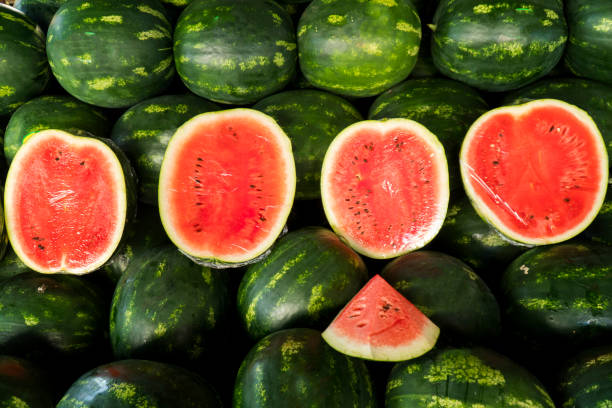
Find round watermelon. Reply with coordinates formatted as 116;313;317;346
558;345;612;408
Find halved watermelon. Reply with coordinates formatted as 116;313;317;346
322;274;439;362
321;119;449;259
460;99;608;245
4;129;131;274
158;108;296;267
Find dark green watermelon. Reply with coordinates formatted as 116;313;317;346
174;0;297;104
13;0;67;31
565;1;612;85
57;359;222;408
253;90;362;200
233;328;376;407
558;345;612;408
0;248;31;282
298;0;421;97
0;355;53;408
110;94;218;205
503;77;612;165
431;0;567;92
237;227;368;340
0;4;49;116
582;184;612;246
46;0;175;108
4;94;110;163
502;242;612;348
110;244;231;365
368;78;487;191
386;347;555;407
381;250;501;343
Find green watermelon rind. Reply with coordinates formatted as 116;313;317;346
459;99;609;246
320;118;450;259
4;129;129;274
158;108;296;267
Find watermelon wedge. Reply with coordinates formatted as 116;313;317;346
158;108;296;267
4;130;133;274
321;119;449;259
322;274;439;362
460;99;608;245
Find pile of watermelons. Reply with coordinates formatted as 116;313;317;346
1;0;612;406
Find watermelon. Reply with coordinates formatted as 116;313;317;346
57;359;222;408
565;1;612;85
501;242;612;348
381;250;501;343
46;0;174;108
503;77;612;165
431;0;567;92
110;244;230;365
558;345;612;408
323;274;439;361
4;129;136;274
0;248;31;282
0;356;54;408
432;194;528;276
582;185;612;246
460;99;608;245
110;93;218;205
321;119;449;259
0;4;49;116
369;78;487;191
4;94;110;164
386;347;555;408
0;272;107;364
158;108;296;267
253;90;362;200
233;328;376;408
237;227;368;340
297;0;421;97
174;0;297;105
13;0;66;31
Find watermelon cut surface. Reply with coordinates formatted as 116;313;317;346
460;99;608;245
322;274;439;362
4;130;128;274
321;119;449;259
158;108;295;267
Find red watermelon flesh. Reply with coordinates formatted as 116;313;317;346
322;274;439;362
461;99;608;245
158;108;295;266
4;130;127;274
321;119;449;259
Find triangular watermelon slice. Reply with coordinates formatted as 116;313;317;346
322;274;439;362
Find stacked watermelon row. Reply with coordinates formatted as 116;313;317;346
1;0;612;407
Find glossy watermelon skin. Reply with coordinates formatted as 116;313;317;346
46;0;174;108
503;77;612;166
237;227;368;340
431;0;567;92
0;4;49;116
233;328;376;408
111;94;218;205
369;78;487;191
558;345;612;408
253;90;362;200
13;0;67;31
502;242;612;348
298;0;421;97
57;359;223;408
0;355;54;408
386;347;555;408
565;1;612;85
4;94;110;164
381;250;501;343
110;244;231;365
174;0;297;105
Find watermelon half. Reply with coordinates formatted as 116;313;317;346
460;99;608;245
4;129;130;274
158;108;296;267
321;119;449;259
322;274;439;362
